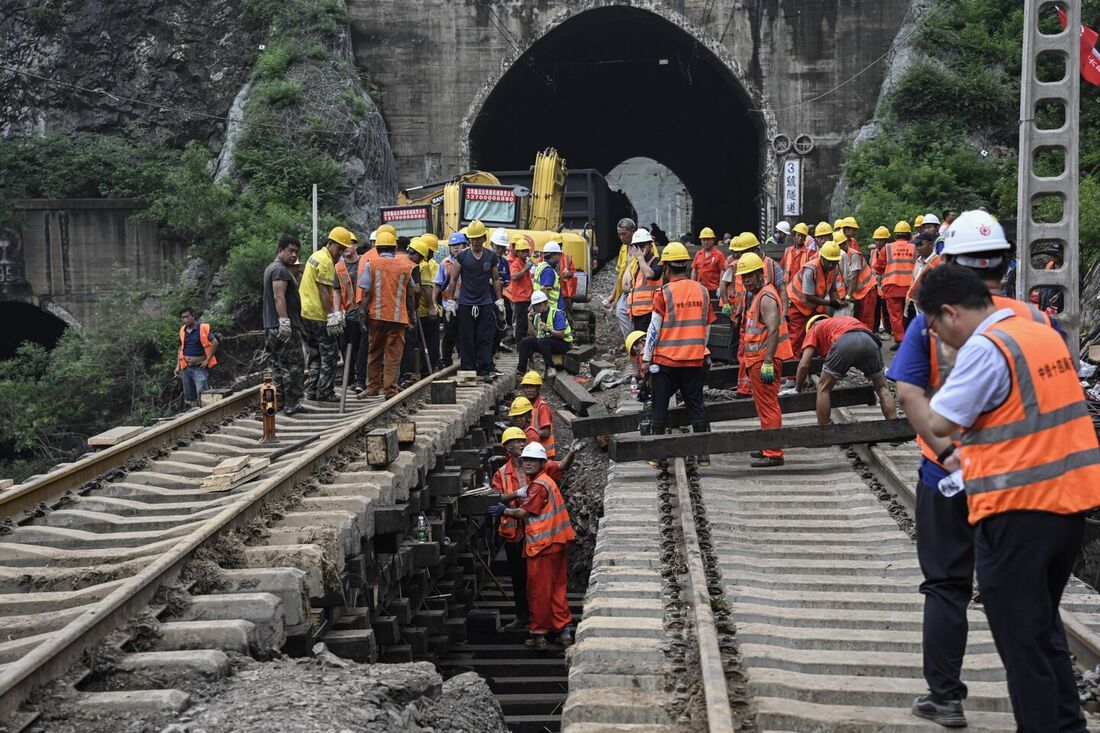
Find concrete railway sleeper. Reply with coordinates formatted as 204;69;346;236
0;361;528;729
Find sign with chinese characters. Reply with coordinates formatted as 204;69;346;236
782;159;801;217
461;185;518;225
381;206;430;238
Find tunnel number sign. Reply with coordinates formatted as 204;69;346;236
782;159;801;217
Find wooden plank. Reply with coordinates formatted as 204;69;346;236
609;418;915;462
211;455;253;475
0;479;13;491
705;359;823;388
552;375;598;416
87;426;144;447
571;386;878;438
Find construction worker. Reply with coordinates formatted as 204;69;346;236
416;235;441;371
491;228;513;356
863;226;891;331
722;232;785;393
921;263;1100;733
519;371;556;459
920;213;940;238
643;242;715;466
906;231;940;311
780;222;811;290
766;220;791;254
400;238;432;381
554;234;578;313
795;315;895;426
737;253;793;467
492;426;533;630
505;234;535;344
434;232;466;368
625;330;649;402
533;241;564;312
176;306;219;409
509;397;541;447
606;217;639;338
839;222;877;330
300;226;352;402
891;209;1060;728
518;291;572;378
333;238;367;393
874;220;915;349
841;216;861;251
690;226;724;299
489;441;575;650
443;220;505;378
627;228;665;332
262;235;304;416
357;230;417;398
787;226;843;355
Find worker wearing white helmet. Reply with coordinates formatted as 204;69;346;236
766;220;791;252
488;440;576;650
626;228;665;332
533;241;564;311
516;289;572;379
920;214;941;237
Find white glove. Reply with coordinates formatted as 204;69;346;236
937;469;965;498
325;310;344;337
516;486;528;498
277;317;292;341
495;298;506;315
443;299;458;317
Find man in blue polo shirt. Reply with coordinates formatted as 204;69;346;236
175;307;219;409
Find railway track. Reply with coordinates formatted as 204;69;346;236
0;364;530;728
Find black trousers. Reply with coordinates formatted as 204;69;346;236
441;312;459;367
649;364;708;433
976;511;1086;733
915;479;973;702
400;324;421;378
504;540;529;621
339;315;367;388
728;318;740;364
518;336;569;373
421;314;440;372
457;304;495;374
513;300;530;343
632;313;652;333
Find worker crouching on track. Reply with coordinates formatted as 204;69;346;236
357;230;417;398
520;371;556;459
738;253;793;468
518;290;572;378
922;263;1100;733
508;396;548;456
625;330;649;402
795;315;895;426
489;442;576;651
643;242;715;467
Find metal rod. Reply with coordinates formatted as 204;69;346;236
339;342;352;414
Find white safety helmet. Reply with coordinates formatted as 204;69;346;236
369;229;378;242
530;290;549;306
941;209;1009;260
774;221;791;235
491;227;511;247
922;213;941;226
631;228;653;245
521;442;548;461
542;242;562;254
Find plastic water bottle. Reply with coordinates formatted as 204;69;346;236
415;514;431;542
630;376;639;398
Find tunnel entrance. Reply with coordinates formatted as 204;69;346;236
607;157;692;240
468;6;763;236
0;301;68;359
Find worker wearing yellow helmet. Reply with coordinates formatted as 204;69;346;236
519;370;556;458
780;223;812;305
491;424;534;628
409;236;441;369
356;229;419;398
299;226;354;402
624;330;650;402
691;226;723;297
873;220;917;350
837;217;876;330
442;219;507;377
504;234;536;345
786;234;844;356
644;241;716;467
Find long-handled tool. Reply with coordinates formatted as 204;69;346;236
415;310;434;375
339;342;352;414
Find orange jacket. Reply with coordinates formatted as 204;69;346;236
959;315;1100;524
628;258;663;317
334;257;363;311
504;254;533;303
787;256;839;316
491;460;525;542
728;255;783;320
560;253;578;299
363;255;416;325
878;239;915;294
531;396;556;459
653;278;714;367
742;284;793;366
178;322;217;370
848;248;876;300
523;473;575;557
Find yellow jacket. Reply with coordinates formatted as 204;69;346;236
611;243;660;301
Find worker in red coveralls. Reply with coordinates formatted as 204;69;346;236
489;442;575;651
518;371;556;458
690;226;724;301
491;427;533;630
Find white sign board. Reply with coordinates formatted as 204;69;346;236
782;159;801;217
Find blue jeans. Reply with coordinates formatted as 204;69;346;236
181;366;208;403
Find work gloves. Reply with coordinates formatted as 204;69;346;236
760;361;776;384
325;310;345;337
515;486;528;498
487;503;507;517
495;298;506;315
443;299;458;321
277;317;292;341
720;304;732;317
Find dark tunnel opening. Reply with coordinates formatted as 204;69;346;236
0;301;68;360
469;6;763;236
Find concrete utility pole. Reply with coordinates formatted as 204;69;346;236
1016;0;1080;359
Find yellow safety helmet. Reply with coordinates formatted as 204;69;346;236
728;233;743;250
814;221;834;237
327;226;354;248
408;238;430;259
807;314;829;330
793;222;810;236
914;215;925;229
377;224;397;236
894;220;913;235
625;330;646;353
832;230;847;245
660;241;691;263
508;396;533;416
501;427;527;445
736;252;765;276
842;216;860;229
420;233;439;252
513;234;532;251
818;242;843;261
466;219;488;239
833;218;845;231
520;370;543;387
733;232;760;252
698;226;716;240
873;226;891;240
375;230;398;247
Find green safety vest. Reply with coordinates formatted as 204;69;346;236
536;306;573;343
533;261;561;308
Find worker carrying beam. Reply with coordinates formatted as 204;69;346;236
737;253;793;468
489;442;576;651
643;241;715;467
794;314;895;426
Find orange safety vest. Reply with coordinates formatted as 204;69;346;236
560;252;577;299
628;258;663;317
907;253;941;304
848;249;876;300
531;396;556;459
366;255;416;325
780;245;806;290
178;322;217;370
881;239;916;289
653;278;711;366
334;257;363;311
491;460;525;542
787;256;839;316
523;473;575;558
728;255;783;321
959;316;1100;524
742;284;794;366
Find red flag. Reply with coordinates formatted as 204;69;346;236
1057;7;1100;86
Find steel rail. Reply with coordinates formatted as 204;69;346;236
0;388;256;519
0;365;457;721
672;457;735;733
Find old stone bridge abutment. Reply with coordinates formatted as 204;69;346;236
349;0;911;234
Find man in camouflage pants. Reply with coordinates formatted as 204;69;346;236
262;235;306;414
299;228;353;402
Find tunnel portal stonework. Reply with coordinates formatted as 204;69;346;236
349;0;911;231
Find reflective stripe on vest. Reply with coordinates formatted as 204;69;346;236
742;284;794;365
850;251;876;300
524;474;576;557
654;279;710;362
368;255;414;325
335;258;363;310
959;318;1100;523
731;256;783;317
178;322;217;370
532;397;556;459
494;462;525;542
629;261;662;316
533;261;561;308
882;240;916;288
787;256;834;316
536;306;573;343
